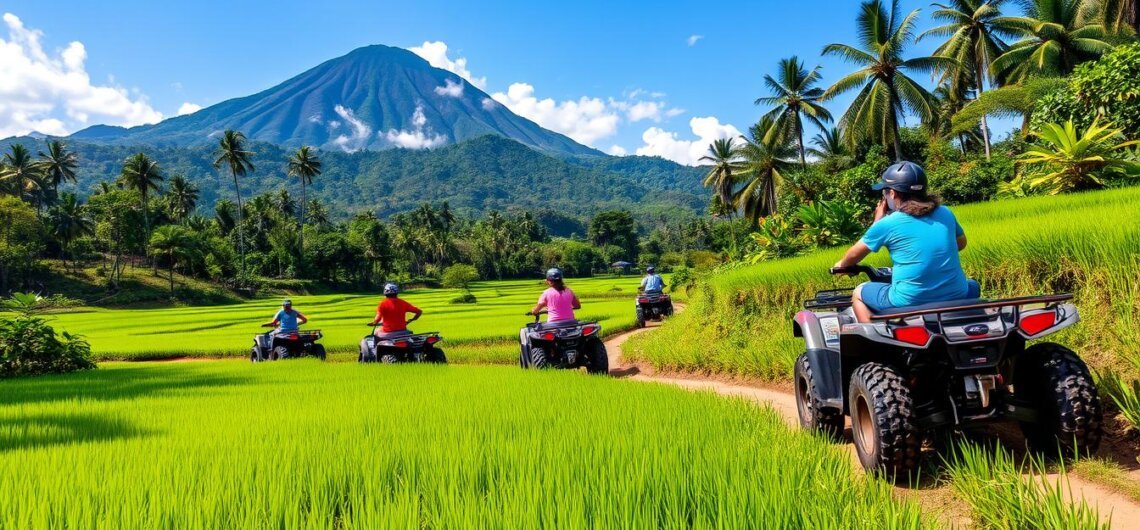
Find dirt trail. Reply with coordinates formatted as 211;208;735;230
604;320;1140;530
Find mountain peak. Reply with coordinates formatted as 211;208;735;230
67;44;599;156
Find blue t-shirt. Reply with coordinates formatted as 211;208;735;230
642;274;665;293
274;309;300;333
860;206;969;307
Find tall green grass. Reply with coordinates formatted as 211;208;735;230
627;187;1140;384
0;362;928;528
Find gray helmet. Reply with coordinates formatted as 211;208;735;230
383;283;399;296
646;266;656;273
545;268;564;281
873;161;927;193
282;299;292;307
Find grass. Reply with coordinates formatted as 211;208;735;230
0;361;929;528
626;186;1140;385
42;275;662;362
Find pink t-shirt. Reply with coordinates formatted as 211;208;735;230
539;287;577;322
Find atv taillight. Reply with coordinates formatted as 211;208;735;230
582;325;600;336
1019;311;1056;336
541;332;556;341
394;340;409;348
426;336;441;345
893;326;930;346
637;297;649;303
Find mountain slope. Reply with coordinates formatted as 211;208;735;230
70;45;598;156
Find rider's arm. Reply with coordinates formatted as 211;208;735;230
529;293;548;316
368;305;383;326
407;302;423;323
262;311;281;327
957;235;968;251
834;241;872;269
296;312;308;325
571;294;582;310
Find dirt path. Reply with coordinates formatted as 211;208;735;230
604;320;1140;530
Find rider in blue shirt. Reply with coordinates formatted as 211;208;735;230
834;162;978;323
262;299;308;334
639;266;666;294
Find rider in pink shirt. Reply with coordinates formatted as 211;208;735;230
528;268;581;323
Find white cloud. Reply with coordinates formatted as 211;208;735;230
331;104;372;152
481;97;497;111
607;145;628;156
383;104;447;149
635;116;742;166
408;41;487;90
0;12;162;137
687;35;704;46
176;102;202;116
492;82;621;146
434;78;463;98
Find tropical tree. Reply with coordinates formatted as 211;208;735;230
950;76;1068;133
807;127;856;169
165;175;199;223
0;144;46;206
213;130;255;276
921;0;1019;159
1096;0;1139;35
822;0;955;160
1018;119;1140;193
287;146;321;256
34;140;78;206
754;56;832;168
149;225;201;296
699;138;747;217
49;192;94;270
991;0;1113;83
117;152;164;242
735;119;796;224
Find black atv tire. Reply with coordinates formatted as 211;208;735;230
794;353;844;441
272;346;289;361
1017;343;1102;458
635;307;646;328
587;341;609;375
529;347;549;369
380;354;399;364
310;344;327;360
665;303;674;317
250;347;260;362
848;363;920;481
427;347;447;364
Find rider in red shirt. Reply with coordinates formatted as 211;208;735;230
368;283;422;336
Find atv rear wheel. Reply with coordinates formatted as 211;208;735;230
380;354;398;364
635;307;646;328
586;341;609;375
311;344;327;361
271;346;289;361
529;347;549;369
427;347;447;364
848;363;920;481
794;353;844;441
1017;343;1102;458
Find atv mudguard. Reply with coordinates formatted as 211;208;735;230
794;311;844;407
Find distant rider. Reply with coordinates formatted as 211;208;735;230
639;266;666;294
262;299;308;335
834;161;978;323
368;283;422;338
527;268;581;325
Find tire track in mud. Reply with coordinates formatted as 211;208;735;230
603;316;1138;530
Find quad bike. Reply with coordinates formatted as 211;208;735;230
251;328;326;362
635;291;674;328
359;326;446;364
793;265;1101;480
519;312;609;374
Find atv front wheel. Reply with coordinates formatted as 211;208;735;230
427;347;447;364
1017;343;1102;458
848;363;920;481
250;347;260;362
587;342;609;375
794;353;844;441
635;307;646;328
529;347;549;369
311;344;327;361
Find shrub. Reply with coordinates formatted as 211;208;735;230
929;153;1014;204
795;201;863;248
449;293;478;304
0;293;95;378
669;266;697;294
1033;43;1140;139
441;264;480;290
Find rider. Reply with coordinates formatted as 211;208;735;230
833;161;979;323
527;268;581;325
639;266;666;294
368;283;422;338
262;299;308;334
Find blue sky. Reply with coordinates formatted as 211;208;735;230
0;0;1018;163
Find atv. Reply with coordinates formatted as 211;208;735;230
793;265;1101;479
359;327;447;364
251;329;326;362
635;291;674;328
519;313;609;374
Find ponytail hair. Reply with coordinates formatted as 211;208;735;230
897;190;941;217
550;278;566;292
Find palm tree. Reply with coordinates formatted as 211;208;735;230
213;130;255;276
287;146;321;256
49;192;94;270
117;152;164;242
736;119;797;224
1097;0;1139;35
1018;119;1140;193
991;0;1113;83
34;140;78;206
0;144;46;206
165;175;199;223
149;225;201;296
921;0;1019;159
754;56;833;168
822;0;956;160
807;127;855;169
306;199;329;227
699;138;747;216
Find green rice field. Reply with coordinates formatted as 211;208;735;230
45;276;656;362
0;361;926;529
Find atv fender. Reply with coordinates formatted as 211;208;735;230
804;348;844;408
794;310;829;350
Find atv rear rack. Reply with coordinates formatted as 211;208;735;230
870;294;1073;321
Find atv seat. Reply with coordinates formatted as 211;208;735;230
872;298;988;322
536;320;580;330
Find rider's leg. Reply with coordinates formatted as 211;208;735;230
852;284;873;323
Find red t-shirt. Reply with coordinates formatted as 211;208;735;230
377;297;420;333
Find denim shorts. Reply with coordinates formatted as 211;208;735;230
860;279;980;313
